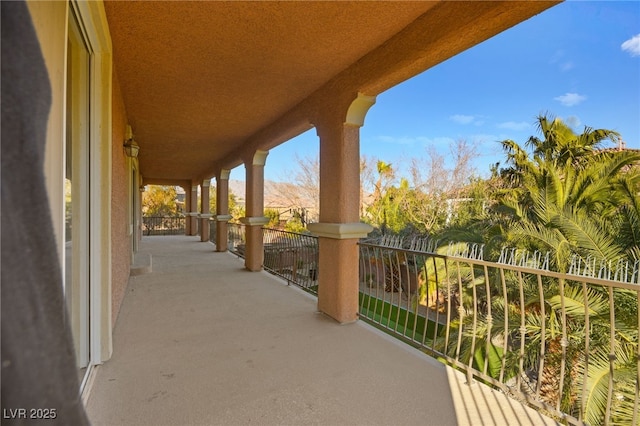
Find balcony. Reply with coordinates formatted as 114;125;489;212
85;235;557;425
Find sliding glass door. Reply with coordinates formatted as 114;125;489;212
65;8;91;387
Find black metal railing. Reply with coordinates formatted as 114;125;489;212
263;228;318;294
358;238;640;426
142;216;185;236
227;223;246;257
225;224;319;294
215;224;640;423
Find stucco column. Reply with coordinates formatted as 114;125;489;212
240;150;269;271
308;93;375;323
192;183;200;236
215;169;231;252
186;183;198;236
184;185;192;235
199;179;212;242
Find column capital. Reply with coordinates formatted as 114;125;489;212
217;169;231;180
199;213;213;219
214;214;232;222
245;150;269;167
314;92;376;134
345;93;376;127
239;216;269;226
307;222;373;239
202;179;210;187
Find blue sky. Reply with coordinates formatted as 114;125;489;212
257;1;640;182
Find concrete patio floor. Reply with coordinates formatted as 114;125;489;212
86;235;558;426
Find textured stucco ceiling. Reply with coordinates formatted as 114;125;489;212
104;1;558;184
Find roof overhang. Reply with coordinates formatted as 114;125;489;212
104;1;559;184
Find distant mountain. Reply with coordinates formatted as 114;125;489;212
227;179;246;202
220;179;317;211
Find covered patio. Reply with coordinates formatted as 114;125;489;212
86;236;557;426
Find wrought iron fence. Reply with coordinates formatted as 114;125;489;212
227;223;246;257
226;224;319;294
142;216;185;235
263;228;318;294
358;238;640;426
209;218;217;243
217;225;640;423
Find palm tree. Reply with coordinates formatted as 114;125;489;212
497;115;639;424
499;115;639;267
508;150;640;271
434;115;639;424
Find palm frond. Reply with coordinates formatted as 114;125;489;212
546;284;609;319
550;208;622;262
510;220;572;271
577;343;638;426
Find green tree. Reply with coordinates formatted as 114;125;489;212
142;185;179;217
375;178;416;234
365;140;482;237
500;115;639;270
264;208;281;228
209;185;216;214
365;160;398;232
431;115;638;425
229;191;244;223
284;217;306;233
208;185;243;222
482;115;639;424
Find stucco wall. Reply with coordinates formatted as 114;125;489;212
111;70;130;326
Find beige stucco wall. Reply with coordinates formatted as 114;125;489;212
111;70;131;327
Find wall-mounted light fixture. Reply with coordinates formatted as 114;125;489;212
123;125;139;158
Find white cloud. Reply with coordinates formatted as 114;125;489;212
554;92;587;107
449;114;476;125
497;121;531;131
621;34;640;57
449;114;487;126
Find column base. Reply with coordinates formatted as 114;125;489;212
215;220;228;252
316;237;361;323
309;222;373;324
240;216;269;271
199;215;211;242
